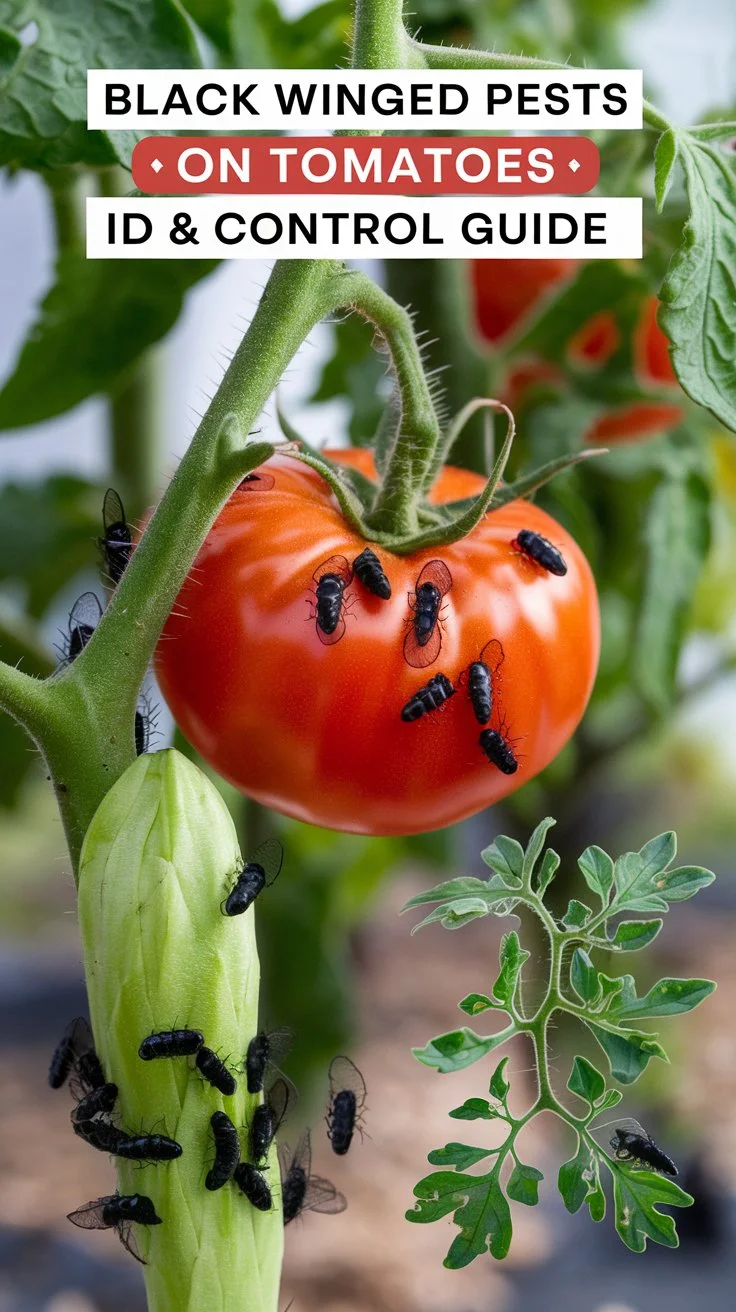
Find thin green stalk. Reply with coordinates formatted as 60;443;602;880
109;350;163;517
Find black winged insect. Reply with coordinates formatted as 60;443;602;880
49;1017;89;1090
250;1077;293;1166
464;639;505;726
138;1029;204;1061
58;593;102;666
513;528;567;577
206;1111;241;1191
326;1056;366;1156
195;1046;237;1096
73;1119;182;1162
404;560;452;669
478;727;518;775
100;488;133;585
311;555;353;645
67;1193;161;1263
280;1130;347;1225
245;1027;293;1095
609;1122;678;1177
71;1081;118;1125
222;838;284;917
49;1017;105;1094
234;1162;272;1211
352;547;391;600
238;471;275;492
400;672;455;723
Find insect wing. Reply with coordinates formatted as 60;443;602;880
102;489;128;536
267;1076;295;1136
67;1197;116;1230
328;1056;366;1110
248;838;284;890
312;554;353;587
478;638;505;673
117;1220;145;1264
280;1129;312;1182
415;559;452;598
403;621;442;670
301;1176;347;1217
67;593;102;657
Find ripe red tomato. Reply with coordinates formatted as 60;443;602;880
156;451;600;835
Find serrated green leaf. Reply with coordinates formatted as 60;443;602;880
521;816;556;881
611;1162;692;1252
568;1055;606;1107
488;1056;510;1102
0;0;199;170
587;1022;668;1085
578;845;614;905
491;931;530;1008
507;1161;543;1206
597;1088;624;1113
659;135;736;432
654;129;679;212
0;251;216;429
459;993;494;1016
427;1142;496;1170
536;847;560;897
413;1027;512;1074
587;1175;607;1222
410;897;491;935
610;832;715;915
402;876;505;911
611;976;715;1020
610;919;663;951
480;835;524;887
449;1098;499;1121
407;1168;513;1266
562;899;592;929
634;471;712;711
570;949;599;1004
558;1137;595;1214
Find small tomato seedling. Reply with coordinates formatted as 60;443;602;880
403;817;716;1264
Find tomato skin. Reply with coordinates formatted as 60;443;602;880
156;451;600;836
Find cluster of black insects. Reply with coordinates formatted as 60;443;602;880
50;839;367;1262
311;530;568;775
56;489;157;754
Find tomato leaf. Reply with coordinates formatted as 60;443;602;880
633;469;712;711
506;1161;543;1206
577;845;614;905
402;876;507;910
610;831;715;915
480;835;524;887
448;1098;499;1121
558;1137;595;1215
654;129;679;212
427;1142;497;1170
609;974;716;1020
536;847;560;897
610;919;663;951
488;1056;510;1102
586;1022;668;1085
413;1027;512;1074
570;948;599;1004
458;993;494;1016
567;1055;606;1107
491;931;530;1008
561;899;592;929
0;0;199;170
659;134;736;432
521;815;556;881
0;250;216;429
409;897;492;935
407;1168;513;1266
611;1162;692;1252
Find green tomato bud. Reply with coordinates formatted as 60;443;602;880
78;749;283;1312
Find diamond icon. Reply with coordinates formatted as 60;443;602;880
569;159;581;173
151;159;164;174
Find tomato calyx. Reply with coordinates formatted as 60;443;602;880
276;396;604;556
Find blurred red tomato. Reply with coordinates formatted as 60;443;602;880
471;259;578;344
